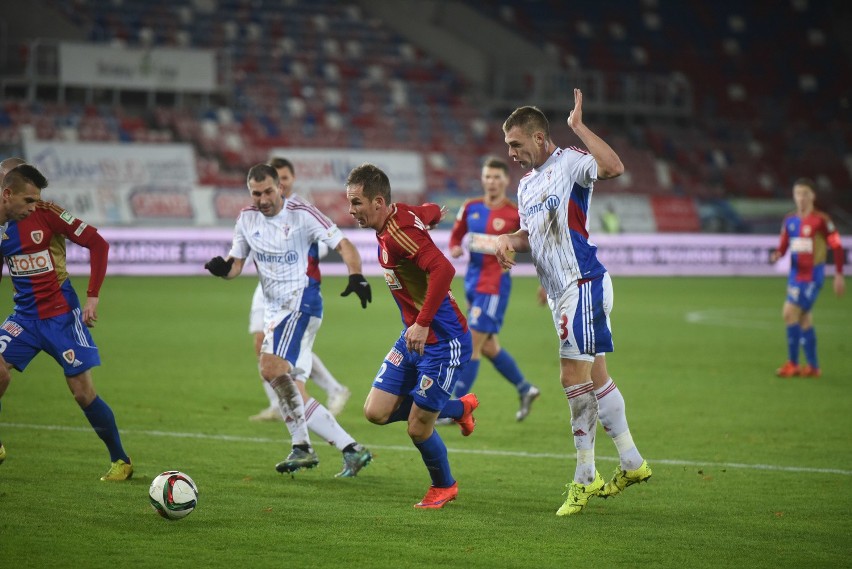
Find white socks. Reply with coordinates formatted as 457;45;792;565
304;398;356;451
565;381;598;484
269;374;311;447
595;378;643;471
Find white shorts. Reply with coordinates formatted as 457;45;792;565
548;272;614;362
248;283;264;334
261;308;321;382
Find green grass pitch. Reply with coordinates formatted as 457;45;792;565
0;275;850;568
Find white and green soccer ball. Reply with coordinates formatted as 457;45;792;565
149;471;198;520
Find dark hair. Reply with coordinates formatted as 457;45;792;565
346;163;391;202
793;177;816;192
502;105;550;138
268;157;295;176
482;156;509;175
247;163;278;185
3;164;48;191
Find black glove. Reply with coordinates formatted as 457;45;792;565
341;273;372;308
205;256;234;277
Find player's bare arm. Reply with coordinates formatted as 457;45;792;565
567;88;624;180
82;296;99;328
495;230;530;269
834;274;845;297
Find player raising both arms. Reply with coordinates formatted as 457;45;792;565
770;177;845;378
346;163;477;509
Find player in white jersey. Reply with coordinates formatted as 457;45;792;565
206;163;373;478
248;157;350;421
495;89;651;516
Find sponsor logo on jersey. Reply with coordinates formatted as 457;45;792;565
6;249;54;276
30;230;43;244
416;375;434;397
468;232;498;254
254;251;299;264
60;211;76;224
386;347;404;366
1;320;23;337
62;349;76;364
383;267;402;290
73;222;88;237
525;195;561;217
790;237;813;253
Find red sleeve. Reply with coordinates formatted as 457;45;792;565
448;202;469;249
412;240;455;328
408;203;443;228
44;206;109;297
824;219;844;275
776;219;789;256
81;232;109;297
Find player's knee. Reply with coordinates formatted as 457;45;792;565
363;405;389;425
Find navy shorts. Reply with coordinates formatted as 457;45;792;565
371;331;472;413
0;308;100;376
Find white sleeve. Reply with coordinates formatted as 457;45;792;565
301;205;345;251
227;213;251;259
517;185;529;232
567;151;598;188
317;241;330;259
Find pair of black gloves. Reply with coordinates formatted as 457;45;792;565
204;256;372;308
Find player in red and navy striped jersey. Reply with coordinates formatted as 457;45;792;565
346;163;475;509
0;159;132;480
770;178;845;378
448;156;540;421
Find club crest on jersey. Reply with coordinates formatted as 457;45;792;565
30;230;43;244
492;218;505;231
802;225;811;236
416;375;434;397
280;224;291;237
381;248;389;264
62;349;76;364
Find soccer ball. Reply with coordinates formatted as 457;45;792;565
149;470;198;520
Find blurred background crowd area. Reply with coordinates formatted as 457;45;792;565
1;0;850;233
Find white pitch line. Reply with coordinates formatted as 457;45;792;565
2;421;850;476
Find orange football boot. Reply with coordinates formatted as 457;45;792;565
799;364;821;378
775;361;800;378
414;482;458;509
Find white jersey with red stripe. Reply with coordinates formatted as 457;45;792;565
517;146;606;301
229;196;344;319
